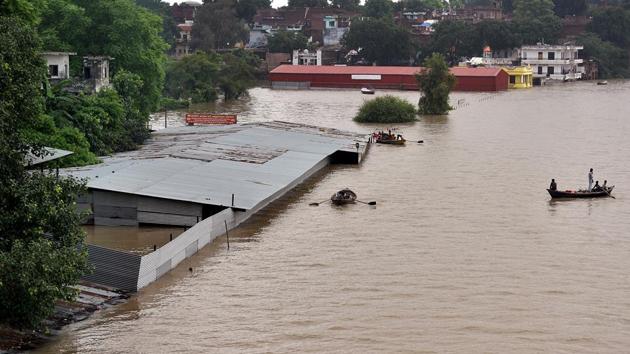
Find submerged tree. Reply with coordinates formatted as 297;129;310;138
354;95;417;123
416;53;456;115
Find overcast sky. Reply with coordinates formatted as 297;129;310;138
162;0;291;8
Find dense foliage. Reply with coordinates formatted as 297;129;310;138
267;30;309;53
417;53;456;115
0;15;89;329
577;33;630;78
165;50;261;103
192;0;248;51
342;18;413;65
354;95;417;123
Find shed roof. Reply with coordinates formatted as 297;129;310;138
449;67;506;77
62;122;366;211
27;147;73;166
270;65;423;75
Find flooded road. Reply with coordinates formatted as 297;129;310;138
39;82;630;353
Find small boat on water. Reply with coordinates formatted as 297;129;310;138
331;189;357;205
373;131;406;145
361;87;375;94
547;186;614;198
597;80;608;85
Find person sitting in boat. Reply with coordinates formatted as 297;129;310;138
396;134;403;140
549;179;557;191
592;181;602;192
602;180;608;190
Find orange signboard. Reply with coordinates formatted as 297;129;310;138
185;113;237;125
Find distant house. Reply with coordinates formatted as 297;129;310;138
171;1;201;23
521;44;584;84
174;20;193;59
252;7;358;46
83;56;112;93
42;52;76;82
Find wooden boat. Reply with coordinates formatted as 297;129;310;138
331;189;357;205
376;137;406;145
597;80;608;85
361;87;375;94
547;186;614;198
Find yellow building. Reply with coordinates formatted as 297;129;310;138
504;66;533;89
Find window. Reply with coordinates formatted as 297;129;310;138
328;20;335;27
509;75;516;84
183;34;188;41
48;65;59;77
84;66;91;79
548;52;555;60
538;52;543;60
523;51;527;59
548;66;554;75
537;66;543;74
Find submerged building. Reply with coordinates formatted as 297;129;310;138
521;44;584;84
269;65;509;92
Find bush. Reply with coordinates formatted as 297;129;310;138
353;95;417;123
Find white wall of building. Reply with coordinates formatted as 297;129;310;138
43;52;74;79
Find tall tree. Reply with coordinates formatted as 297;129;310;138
267;30;308;53
512;0;561;44
236;0;271;23
363;0;394;18
588;6;630;48
417;53;456;115
192;0;248;51
552;0;587;17
577;33;630;78
429;20;480;64
342;18;412;64
331;0;360;10
0;15;90;329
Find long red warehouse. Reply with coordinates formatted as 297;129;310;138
268;65;509;92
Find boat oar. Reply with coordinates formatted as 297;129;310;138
602;187;616;199
309;199;330;206
356;200;376;206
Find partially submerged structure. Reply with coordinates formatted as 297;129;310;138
62;122;369;291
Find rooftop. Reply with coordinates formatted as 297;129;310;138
271;65;507;77
62;122;367;211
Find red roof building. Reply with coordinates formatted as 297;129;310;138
269;65;509;92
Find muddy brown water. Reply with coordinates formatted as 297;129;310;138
36;82;630;353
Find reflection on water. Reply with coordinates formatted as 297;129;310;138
41;81;630;353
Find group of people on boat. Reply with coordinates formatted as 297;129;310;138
549;168;609;192
373;130;404;142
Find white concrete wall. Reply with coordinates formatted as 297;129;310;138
44;54;71;79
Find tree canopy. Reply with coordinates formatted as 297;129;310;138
588;6;630;48
417;53;455;115
342;18;412;65
354;95;417;123
0;15;90;329
363;0;394;18
267;30;308;53
192;0;248;51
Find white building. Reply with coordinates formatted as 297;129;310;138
520;44;584;83
174;20;193;59
42;52;76;81
292;49;321;66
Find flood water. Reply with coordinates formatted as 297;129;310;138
37;82;630;353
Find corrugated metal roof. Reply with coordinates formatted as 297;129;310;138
270;65;423;76
62;122;367;211
27;147;73;166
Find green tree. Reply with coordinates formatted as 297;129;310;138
192;0;248;50
135;0;179;52
164;52;222;102
331;0;360;10
0;0;46;25
428;20;480;64
395;0;444;11
588;7;630;48
512;0;561;44
69;0;169;115
218;50;261;100
417;53;456;115
0;16;89;329
476;20;520;51
577;32;630;78
267;30;308;53
342;18;412;65
553;0;587;17
363;0;394;18
354;95;417;123
236;0;271;23
38;0;90;52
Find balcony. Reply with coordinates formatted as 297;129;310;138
522;58;584;65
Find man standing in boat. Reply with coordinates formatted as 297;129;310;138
549;179;557;191
588;168;594;191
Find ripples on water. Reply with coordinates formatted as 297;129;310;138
39;82;630;353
